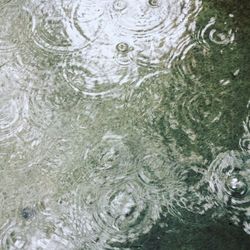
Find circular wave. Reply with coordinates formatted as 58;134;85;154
0;65;57;166
137;153;168;188
208;151;250;210
73;178;161;248
175;89;223;129
83;133;135;176
108;0;202;67
0;214;75;250
240;115;250;152
0;2;31;52
0;220;28;249
240;136;250;153
0;92;28;143
195;17;235;48
26;0;106;53
58;42;138;98
27;87;55;130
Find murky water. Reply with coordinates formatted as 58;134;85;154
0;0;250;249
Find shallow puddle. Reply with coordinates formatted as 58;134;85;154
0;0;250;249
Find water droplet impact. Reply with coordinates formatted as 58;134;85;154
109;0;202;67
25;0;106;53
208;150;250;208
226;175;248;198
58;44;138;98
112;0;128;12
116;42;129;53
196;17;236;48
0;221;28;249
148;0;161;7
74;179;161;247
21;207;36;220
240;137;250;152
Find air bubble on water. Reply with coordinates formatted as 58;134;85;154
112;0;128;12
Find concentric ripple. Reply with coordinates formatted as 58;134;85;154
196;17;235;48
109;0;202;67
0;92;28;144
26;0;106;53
0;65;56;165
0;213;75;250
58;41;138;97
72;179;161;248
207;151;250;226
84;133;135;176
137;153;168;188
176;88;223;128
26;86;56;130
0;220;29;249
0;2;31;52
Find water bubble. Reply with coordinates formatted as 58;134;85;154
112;0;128;12
148;0;161;7
109;0;202;68
226;175;248;198
196;17;235;48
116;42;129;53
58;42;137;98
239;136;250;152
20;207;36;220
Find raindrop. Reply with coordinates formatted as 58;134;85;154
58;43;138;98
239;136;250;152
116;42;129;53
196;17;235;47
226;175;248;198
20;207;36;220
208;151;250;208
112;0;128;12
148;0;161;7
109;0;202;68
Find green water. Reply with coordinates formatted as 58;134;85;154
0;0;250;249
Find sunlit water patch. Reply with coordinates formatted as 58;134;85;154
19;0;202;98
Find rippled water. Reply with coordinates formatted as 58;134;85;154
0;0;250;249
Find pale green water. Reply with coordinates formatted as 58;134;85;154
0;0;250;249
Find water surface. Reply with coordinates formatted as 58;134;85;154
0;0;250;249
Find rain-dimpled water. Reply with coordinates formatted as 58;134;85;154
0;0;250;249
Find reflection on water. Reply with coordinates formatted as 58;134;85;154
0;0;250;249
